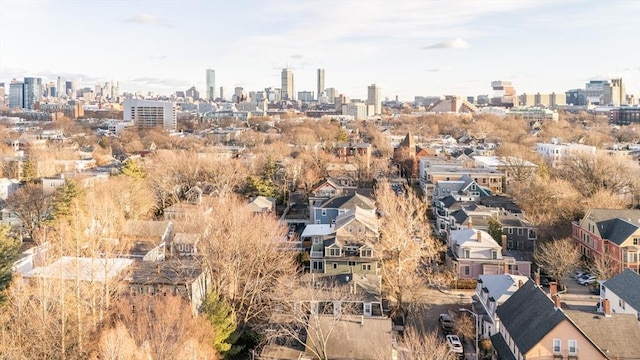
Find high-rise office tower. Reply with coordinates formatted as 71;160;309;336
9;80;24;109
123;98;177;130
219;86;227;101
281;68;294;101
603;78;625;106
367;83;381;115
317;68;325;101
23;77;42;110
206;69;216;101
490;81;517;107
57;76;65;97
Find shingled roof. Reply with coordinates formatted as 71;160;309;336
496;281;566;355
565;310;640;359
603;269;640;311
320;192;376;211
596;218;639;245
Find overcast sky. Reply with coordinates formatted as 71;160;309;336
1;0;639;100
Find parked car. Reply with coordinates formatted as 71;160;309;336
446;334;464;354
578;275;597;286
571;270;586;279
439;314;454;334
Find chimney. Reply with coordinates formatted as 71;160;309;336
468;218;473;229
518;280;523;288
603;298;611;317
535;272;540;287
554;294;561;310
477;231;482;242
501;235;507;255
503;261;509;274
550;282;557;297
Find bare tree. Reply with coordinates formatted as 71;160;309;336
533;238;581;288
373;179;444;316
585;252;618;282
5;182;54;242
454;312;475;343
559;151;638;198
397;326;457;360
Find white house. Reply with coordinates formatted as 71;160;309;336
599;269;640;320
475;274;530;338
0;178;20;200
535;142;596;168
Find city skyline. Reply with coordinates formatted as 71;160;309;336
1;0;639;100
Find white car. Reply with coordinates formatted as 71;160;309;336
578;275;597;286
446;334;464;354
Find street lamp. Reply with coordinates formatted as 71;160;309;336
459;308;479;360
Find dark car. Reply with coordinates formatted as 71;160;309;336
439;314;454;334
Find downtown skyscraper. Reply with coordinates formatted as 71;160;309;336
317;68;325;101
367;83;381;115
206;69;216;101
281;68;294;101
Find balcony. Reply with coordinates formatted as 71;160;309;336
310;250;324;259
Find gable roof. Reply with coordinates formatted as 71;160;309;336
490;333;517;360
585;208;640;225
565;310;640;359
334;206;379;234
478;274;530;306
603;269;640;311
596;218;639;245
305;316;392;359
450;229;501;249
320;192;376;211
496;281;566;354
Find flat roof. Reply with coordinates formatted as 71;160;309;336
25;256;133;282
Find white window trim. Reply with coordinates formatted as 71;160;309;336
553;339;561;354
568;340;578;355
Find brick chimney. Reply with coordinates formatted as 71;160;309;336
518;280;523;288
468;218;473;229
550;282;557;297
503;261;509;274
501;235;507;255
534;272;540;287
603;298;611;317
554;294;561;310
477;231;482;242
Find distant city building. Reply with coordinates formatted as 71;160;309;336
536;141;596;168
585;80;607;105
57;76;65;97
603;78;625;106
206;69;215;101
565;88;587;106
476;95;490;106
466;96;475;104
265;87;281;103
325;87;337;104
186;86;200;100
367;83;381;115
490;81;517;107
219;86;227;101
281;68;294;101
23;77;42;110
298;91;314;103
9;80;24;109
610;106;640;125
123;98;177;130
342;102;368;120
317;68;325;101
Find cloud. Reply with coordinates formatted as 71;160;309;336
149;55;168;60
290;54;303;59
425;67;453;73
124;14;172;27
422;38;469;50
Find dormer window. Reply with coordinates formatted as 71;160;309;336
464;249;470;258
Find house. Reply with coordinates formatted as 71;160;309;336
0;178;20;200
448;226;531;279
310;192;376;225
598;269;640;320
121;220;174;261
492;281;607;360
572;208;640;273
126;259;211;315
163;202;213;221
334;141;372;169
393;132;434;181
300;224;335;252
309;177;357;199
246;196;276;214
536;142;596;168
309;207;378;276
172;233;200;257
23;256;133;283
564;308;640;360
474;274;530;339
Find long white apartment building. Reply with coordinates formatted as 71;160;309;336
123;98;177;130
536;140;596;168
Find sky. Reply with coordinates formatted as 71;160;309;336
1;0;639;101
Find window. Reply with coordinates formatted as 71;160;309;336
332;263;337;269
362;264;372;271
321;209;327;216
634;238;639;245
329;248;340;257
492;251;498;259
508;228;513;234
553;339;561;354
464;266;470;275
620;299;626;309
464;249;470;258
517;228;523;236
312;261;323;270
568;340;577;355
361;249;373;258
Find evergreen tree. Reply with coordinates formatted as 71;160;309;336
203;292;241;357
21;160;37;183
49;179;82;223
488;216;503;243
121;159;146;179
0;224;19;306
